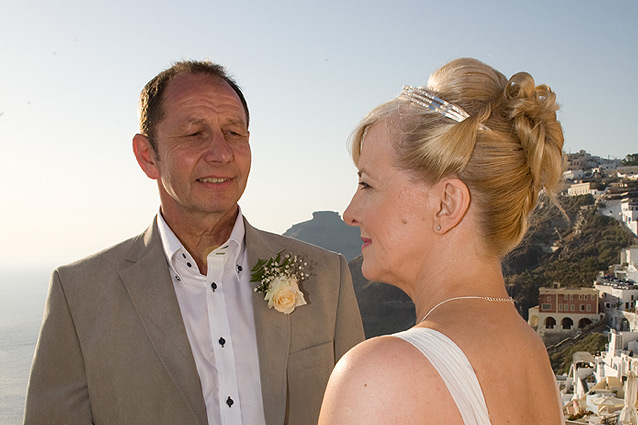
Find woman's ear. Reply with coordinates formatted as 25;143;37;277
433;178;471;233
132;134;160;180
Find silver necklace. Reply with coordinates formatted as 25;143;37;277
419;296;514;324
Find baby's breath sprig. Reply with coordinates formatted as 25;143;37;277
250;252;308;295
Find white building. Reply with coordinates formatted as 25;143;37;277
596;278;638;309
566;182;605;198
621;246;638;283
621;198;638;236
595;254;638;333
590;330;638;387
617;165;638;180
564;169;585;181
567;182;591;196
599;159;622;172
561;330;638;420
591;331;638;389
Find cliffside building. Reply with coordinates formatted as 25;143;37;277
596;278;638;331
595;248;638;331
617;165;638;180
621;246;638;280
566;182;605;198
621;198;638;236
567;182;592;196
528;284;601;339
567;150;599;172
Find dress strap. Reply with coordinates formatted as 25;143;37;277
393;327;492;425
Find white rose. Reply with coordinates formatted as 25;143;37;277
264;275;307;314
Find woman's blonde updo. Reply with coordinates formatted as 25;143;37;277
351;58;564;257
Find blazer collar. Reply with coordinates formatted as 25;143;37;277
245;218;291;425
119;217;208;425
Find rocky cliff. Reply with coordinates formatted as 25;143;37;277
282;211;362;261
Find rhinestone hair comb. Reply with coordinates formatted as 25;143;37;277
399;85;489;130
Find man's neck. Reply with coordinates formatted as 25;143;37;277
160;206;239;273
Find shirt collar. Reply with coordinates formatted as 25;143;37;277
157;207;246;270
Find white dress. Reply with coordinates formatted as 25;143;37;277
393;327;492;425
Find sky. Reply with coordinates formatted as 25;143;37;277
1;0;637;269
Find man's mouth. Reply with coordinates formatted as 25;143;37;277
198;177;230;183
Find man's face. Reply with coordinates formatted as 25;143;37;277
143;73;251;222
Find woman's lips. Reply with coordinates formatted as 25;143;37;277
361;237;372;250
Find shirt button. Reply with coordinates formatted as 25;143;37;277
226;396;234;407
219;337;226;347
237;265;243;272
186;262;192;268
211;282;217;291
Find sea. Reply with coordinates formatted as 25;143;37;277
0;269;50;425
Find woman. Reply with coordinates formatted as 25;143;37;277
319;58;565;424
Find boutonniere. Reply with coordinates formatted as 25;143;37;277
251;252;308;314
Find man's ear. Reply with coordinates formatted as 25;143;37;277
132;134;160;180
434;178;471;233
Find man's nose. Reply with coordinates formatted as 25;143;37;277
202;131;233;163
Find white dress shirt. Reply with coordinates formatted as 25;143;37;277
157;211;266;425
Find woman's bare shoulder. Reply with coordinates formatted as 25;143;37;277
326;335;419;387
319;334;465;425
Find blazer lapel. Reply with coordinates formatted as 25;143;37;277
245;219;290;425
119;219;208;425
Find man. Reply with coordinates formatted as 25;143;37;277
24;60;364;425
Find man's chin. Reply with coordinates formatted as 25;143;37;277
161;200;240;222
198;203;240;218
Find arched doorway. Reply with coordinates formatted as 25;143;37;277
578;318;592;329
562;317;574;330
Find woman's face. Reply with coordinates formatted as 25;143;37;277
343;123;437;287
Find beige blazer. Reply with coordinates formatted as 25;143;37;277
24;217;364;425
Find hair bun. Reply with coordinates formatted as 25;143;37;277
505;72;558;123
505;72;563;195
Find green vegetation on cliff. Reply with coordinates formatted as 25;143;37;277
504;194;637;319
549;333;608;374
622;153;638;166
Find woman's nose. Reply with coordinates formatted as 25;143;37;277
343;196;359;227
